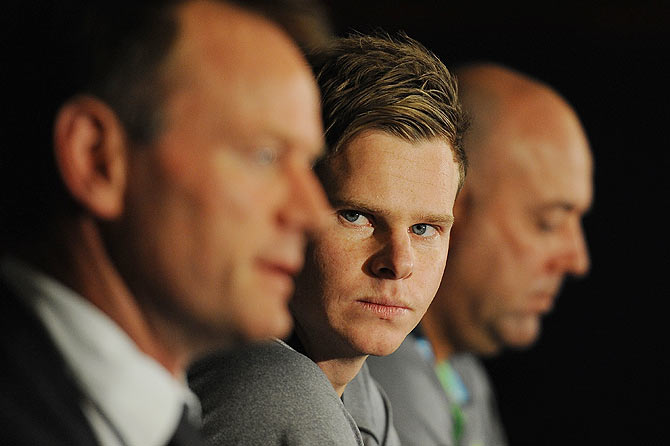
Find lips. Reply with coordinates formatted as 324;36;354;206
357;297;411;320
256;258;303;298
529;291;557;314
258;260;301;277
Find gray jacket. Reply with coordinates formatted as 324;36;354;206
189;339;374;445
367;334;507;446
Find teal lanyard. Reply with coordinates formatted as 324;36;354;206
434;360;469;445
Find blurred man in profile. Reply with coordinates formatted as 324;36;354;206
368;63;593;446
0;1;329;444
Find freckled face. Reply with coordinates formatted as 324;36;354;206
290;130;461;359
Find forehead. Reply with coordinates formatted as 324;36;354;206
163;1;323;149
323;131;460;215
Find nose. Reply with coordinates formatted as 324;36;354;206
571;225;590;276
368;230;414;280
279;161;331;233
554;221;590;277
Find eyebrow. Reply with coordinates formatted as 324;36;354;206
330;198;455;227
539;200;591;214
540;200;592;211
541;202;574;212
272;134;326;166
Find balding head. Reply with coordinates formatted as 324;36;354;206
422;63;593;358
455;63;591;194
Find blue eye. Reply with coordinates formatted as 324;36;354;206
339;210;371;226
411;223;437;237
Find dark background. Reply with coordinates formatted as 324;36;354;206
1;2;666;445
322;1;669;445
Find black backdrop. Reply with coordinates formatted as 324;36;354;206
1;2;666;445
322;2;669;444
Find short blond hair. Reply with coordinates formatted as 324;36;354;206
309;32;468;188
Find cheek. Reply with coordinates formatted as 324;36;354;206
157;159;277;280
312;237;356;288
304;232;371;308
452;226;517;313
203;155;265;215
414;249;448;308
496;213;551;273
167;145;281;222
478;217;536;284
195;168;285;258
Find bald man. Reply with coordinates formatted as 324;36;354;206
367;63;593;446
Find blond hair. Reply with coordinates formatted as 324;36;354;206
309;32;468;188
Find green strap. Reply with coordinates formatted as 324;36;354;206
435;360;467;445
450;403;466;444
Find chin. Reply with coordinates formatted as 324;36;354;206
238;309;294;342
502;329;541;350
497;314;542;349
351;326;406;357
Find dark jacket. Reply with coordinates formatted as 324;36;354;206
0;279;99;445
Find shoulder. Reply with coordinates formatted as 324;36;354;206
343;362;401;446
188;340;363;446
189;339;332;399
450;353;492;393
366;335;453;445
0;279;97;445
451;354;508;445
343;362;384;421
366;334;436;389
189;340;339;413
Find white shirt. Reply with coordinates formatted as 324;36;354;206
1;257;201;446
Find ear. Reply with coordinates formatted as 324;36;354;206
453;184;471;223
53;96;128;219
450;185;471;242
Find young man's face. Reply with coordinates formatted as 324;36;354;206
290;130;460;359
106;2;329;348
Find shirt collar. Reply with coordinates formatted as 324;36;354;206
1;256;201;446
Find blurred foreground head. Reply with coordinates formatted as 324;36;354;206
423;63;593;358
2;0;331;370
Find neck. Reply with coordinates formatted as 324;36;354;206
18;216;187;376
290;328;367;397
315;356;368;397
420;308;454;363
